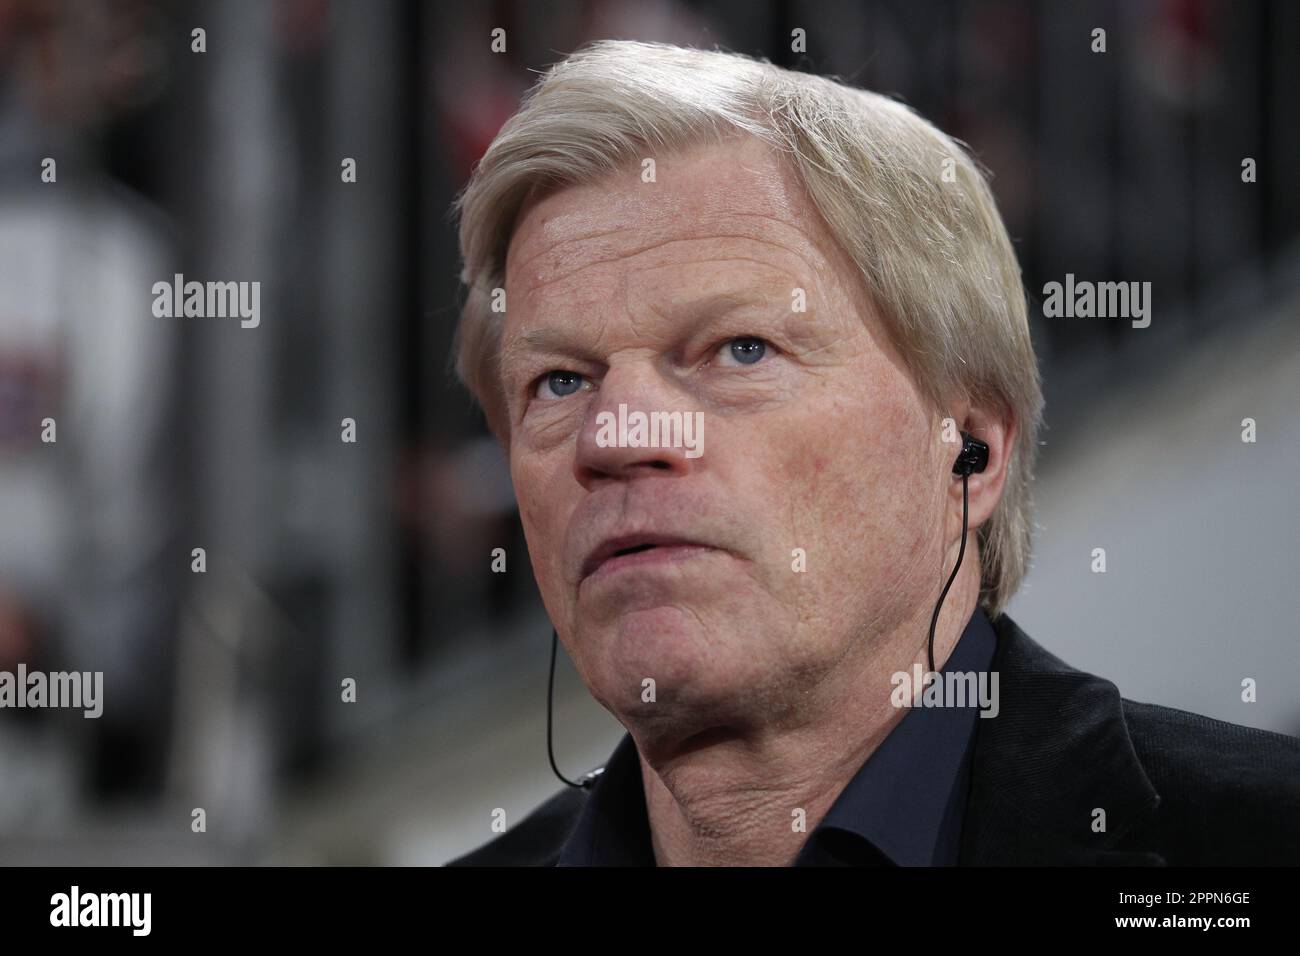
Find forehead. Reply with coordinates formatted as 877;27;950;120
503;134;847;304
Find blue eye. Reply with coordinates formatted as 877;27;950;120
536;370;586;399
719;337;768;366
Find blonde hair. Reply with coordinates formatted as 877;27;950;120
451;40;1043;618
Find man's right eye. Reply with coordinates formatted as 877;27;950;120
534;370;588;400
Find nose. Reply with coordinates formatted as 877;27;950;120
573;363;702;489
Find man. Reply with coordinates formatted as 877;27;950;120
445;40;1300;866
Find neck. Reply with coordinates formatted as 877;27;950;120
636;550;982;867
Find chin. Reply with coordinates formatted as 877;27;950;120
580;606;772;712
596;606;713;676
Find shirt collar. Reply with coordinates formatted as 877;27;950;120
556;731;654;866
557;607;998;866
800;606;997;865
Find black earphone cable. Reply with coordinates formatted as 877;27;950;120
927;471;971;678
547;628;590;789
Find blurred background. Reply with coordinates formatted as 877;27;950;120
0;0;1296;865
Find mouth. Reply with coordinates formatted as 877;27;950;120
581;533;718;582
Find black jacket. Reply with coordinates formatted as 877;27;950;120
447;613;1300;865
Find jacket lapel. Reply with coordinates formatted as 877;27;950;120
959;614;1164;865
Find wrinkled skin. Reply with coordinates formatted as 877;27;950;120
496;133;1014;865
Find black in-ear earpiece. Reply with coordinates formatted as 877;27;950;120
953;431;989;477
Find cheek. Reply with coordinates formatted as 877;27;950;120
510;454;568;594
772;379;937;609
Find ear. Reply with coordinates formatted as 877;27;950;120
942;402;1017;538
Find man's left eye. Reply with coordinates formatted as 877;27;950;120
715;336;770;367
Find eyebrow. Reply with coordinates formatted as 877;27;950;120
499;287;787;375
500;327;584;372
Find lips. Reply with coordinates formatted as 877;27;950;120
580;533;717;581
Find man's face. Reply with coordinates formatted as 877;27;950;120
499;134;949;738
